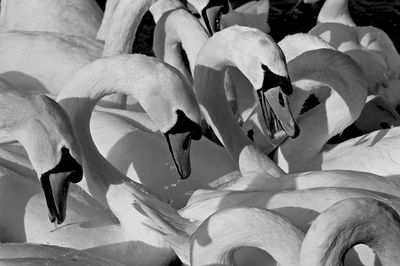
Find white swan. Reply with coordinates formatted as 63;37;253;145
271;48;400;175
271;48;366;172
133;183;400;265
193;26;299;177
0;243;123;266
0;54;205;265
301;197;400;265
0;0;103;39
244;33;399;150
191;198;400;266
309;1;400;106
0;74;82;225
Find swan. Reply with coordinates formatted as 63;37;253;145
0;54;205;265
0;0;103;39
301;197;400;265
0;243;123;266
270;48;365;172
191;198;400;266
271;49;400;175
244;34;399;150
309;1;400;106
0;74;83;225
133;183;400;266
193;26;299;177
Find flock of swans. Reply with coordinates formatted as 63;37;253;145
0;0;399;265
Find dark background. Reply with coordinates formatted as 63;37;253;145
94;0;400;55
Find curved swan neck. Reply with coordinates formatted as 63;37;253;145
301;198;400;266
317;0;355;26
101;0;158;56
57;54;197;207
190;207;305;266
153;8;209;84
274;49;367;172
0;78;76;175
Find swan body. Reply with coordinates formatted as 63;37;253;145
0;243;123;266
0;0;103;39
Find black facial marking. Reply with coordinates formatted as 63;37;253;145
201;0;229;34
260;64;292;94
247;129;255;142
166;110;202;140
300;94;320;115
47;147;82;183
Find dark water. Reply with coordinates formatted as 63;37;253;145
94;0;400;55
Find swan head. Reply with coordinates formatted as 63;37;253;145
234;28;299;139
191;0;229;35
5;90;82;225
163;109;202;179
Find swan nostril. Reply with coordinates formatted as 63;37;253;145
278;92;285;107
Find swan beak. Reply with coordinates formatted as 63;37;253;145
40;169;81;225
201;0;229;35
164;131;193;179
257;86;299;139
40;148;83;224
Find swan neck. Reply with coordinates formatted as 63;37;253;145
154;9;209;82
301;198;400;266
194;64;284;177
57;56;173;206
318;0;354;26
275;50;367;172
102;0;157;56
190;208;304;266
